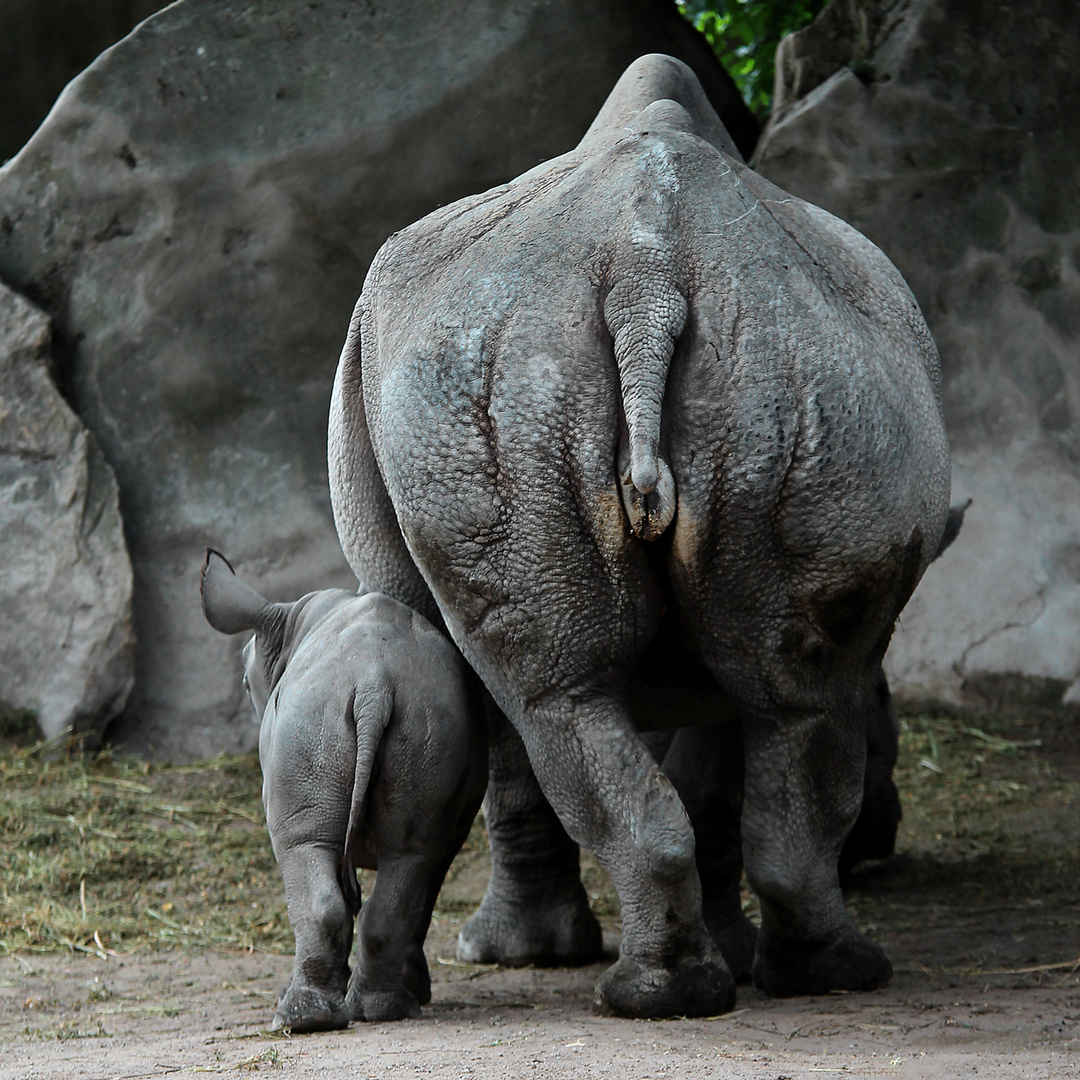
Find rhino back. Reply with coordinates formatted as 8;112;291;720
359;97;950;698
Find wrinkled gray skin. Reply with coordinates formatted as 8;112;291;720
456;499;967;988
200;551;486;1032
328;54;951;1017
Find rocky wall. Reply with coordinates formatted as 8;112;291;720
0;283;134;739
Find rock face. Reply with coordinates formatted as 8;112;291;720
755;0;1080;712
0;0;754;759
0;1;166;165
0;282;134;739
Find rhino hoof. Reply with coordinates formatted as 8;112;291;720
348;985;422;1022
753;927;893;997
457;887;602;967
272;985;349;1033
593;950;735;1019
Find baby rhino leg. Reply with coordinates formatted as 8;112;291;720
272;842;354;1032
347;853;439;1022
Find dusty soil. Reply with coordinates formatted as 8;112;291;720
1;710;1077;1079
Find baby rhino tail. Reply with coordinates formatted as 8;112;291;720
340;685;394;914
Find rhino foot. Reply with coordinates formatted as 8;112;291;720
402;944;431;1005
347;984;422;1022
753;927;892;997
272;984;350;1033
593;949;735;1019
706;912;758;983
457;884;602;967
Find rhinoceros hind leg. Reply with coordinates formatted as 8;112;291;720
401;943;431;1005
271;842;352;1032
348;854;438;1022
739;701;894;998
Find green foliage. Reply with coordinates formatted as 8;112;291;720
678;0;829;118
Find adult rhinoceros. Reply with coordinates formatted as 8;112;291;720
328;54;950;1018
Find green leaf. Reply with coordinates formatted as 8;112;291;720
677;0;829;118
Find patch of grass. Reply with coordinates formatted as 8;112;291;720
1;710;1075;965
847;710;1080;945
0;733;290;958
0;733;497;962
893;711;1079;893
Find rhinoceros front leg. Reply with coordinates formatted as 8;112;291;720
740;698;892;996
838;667;902;879
658;723;758;982
458;709;602;967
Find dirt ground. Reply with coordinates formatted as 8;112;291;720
1;711;1077;1079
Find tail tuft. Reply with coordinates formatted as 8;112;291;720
619;447;676;541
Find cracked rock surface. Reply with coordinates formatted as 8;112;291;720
0;281;134;739
0;0;752;759
754;0;1080;712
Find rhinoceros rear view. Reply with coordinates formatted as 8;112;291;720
328;54;950;1019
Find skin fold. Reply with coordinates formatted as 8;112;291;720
328;54;951;1017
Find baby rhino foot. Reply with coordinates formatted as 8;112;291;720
346;983;422;1022
272;984;349;1033
753;927;893;998
594;949;736;1019
457;884;602;967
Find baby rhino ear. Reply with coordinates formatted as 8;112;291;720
201;549;269;635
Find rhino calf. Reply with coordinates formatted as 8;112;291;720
200;550;487;1032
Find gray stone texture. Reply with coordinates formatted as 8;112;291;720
0;282;134;739
0;0;754;759
754;0;1080;712
0;1;167;165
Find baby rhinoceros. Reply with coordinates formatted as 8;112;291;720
200;550;487;1032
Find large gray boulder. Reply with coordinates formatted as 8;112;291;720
754;0;1080;712
0;0;753;759
0;282;134;739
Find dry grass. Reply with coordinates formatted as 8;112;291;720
890;711;1079;901
0;731;290;958
0;708;1075;965
846;709;1080;967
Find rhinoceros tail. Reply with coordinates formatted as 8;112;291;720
340;684;394;915
603;125;687;542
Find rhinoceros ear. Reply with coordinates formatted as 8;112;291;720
201;549;270;635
